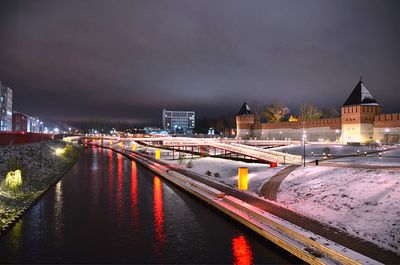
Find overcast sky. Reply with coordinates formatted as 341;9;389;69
0;0;399;126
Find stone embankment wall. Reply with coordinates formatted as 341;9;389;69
260;127;340;142
373;113;400;144
0;140;81;231
238;118;341;142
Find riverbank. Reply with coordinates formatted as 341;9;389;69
0;140;82;233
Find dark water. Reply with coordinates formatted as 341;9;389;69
0;146;299;264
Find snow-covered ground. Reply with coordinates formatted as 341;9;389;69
272;144;382;162
326;147;400;166
277;166;400;254
162;156;285;194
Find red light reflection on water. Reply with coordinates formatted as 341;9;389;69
116;154;124;222
130;161;138;228
232;235;254;265
153;176;165;258
108;150;114;207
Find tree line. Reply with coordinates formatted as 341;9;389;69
256;100;339;123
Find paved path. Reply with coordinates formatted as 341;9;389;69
101;144;400;264
258;165;299;201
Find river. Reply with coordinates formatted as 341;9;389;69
0;146;299;264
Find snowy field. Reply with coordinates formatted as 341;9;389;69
271;144;382;162
162;156;285;194
278;166;400;253
321;147;400;166
330;155;400;166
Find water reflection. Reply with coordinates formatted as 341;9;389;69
91;145;98;171
130;161;138;229
108;150;114;208
10;220;22;254
153;176;165;259
232;235;254;265
54;181;64;235
116;154;124;226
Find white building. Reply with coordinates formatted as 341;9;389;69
28;116;41;133
0;81;13;131
162;109;195;134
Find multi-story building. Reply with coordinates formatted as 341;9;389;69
27;116;41;133
0;81;13;131
236;79;400;144
12;111;43;133
162;109;195;134
12;111;28;132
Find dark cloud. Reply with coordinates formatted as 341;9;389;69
0;0;399;125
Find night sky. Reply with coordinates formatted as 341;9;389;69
0;0;399;126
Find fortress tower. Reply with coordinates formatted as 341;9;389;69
341;80;382;143
236;102;254;139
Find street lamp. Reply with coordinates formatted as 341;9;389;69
302;122;306;167
303;132;307;167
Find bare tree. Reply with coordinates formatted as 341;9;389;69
264;100;290;123
299;103;322;121
321;106;339;118
250;100;265;124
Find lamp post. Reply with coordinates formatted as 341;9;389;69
302;122;306;167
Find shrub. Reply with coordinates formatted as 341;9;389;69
214;172;220;178
4;169;23;193
205;170;212;176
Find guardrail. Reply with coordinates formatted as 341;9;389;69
230;143;303;164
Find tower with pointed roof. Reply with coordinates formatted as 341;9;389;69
236;102;255;139
341;79;382;143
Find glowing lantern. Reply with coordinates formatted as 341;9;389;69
109;140;113;145
132;144;137;151
155;149;161;160
5;170;23;192
238;167;248;191
55;148;64;156
118;141;123;147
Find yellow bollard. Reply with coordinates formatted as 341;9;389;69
238;167;248;191
132;144;137;151
155;149;161;160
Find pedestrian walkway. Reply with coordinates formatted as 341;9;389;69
259;165;299;201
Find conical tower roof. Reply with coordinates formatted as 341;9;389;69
237;102;253;115
343;80;379;106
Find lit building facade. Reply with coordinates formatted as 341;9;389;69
162;109;195;134
0;81;13;131
12;112;28;132
12;111;43;133
27;116;41;133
